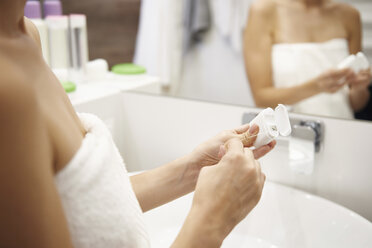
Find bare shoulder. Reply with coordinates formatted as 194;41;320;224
330;2;361;35
24;17;42;48
250;0;277;17
331;2;360;20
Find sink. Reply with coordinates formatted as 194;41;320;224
143;181;372;247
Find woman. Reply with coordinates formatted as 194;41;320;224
244;0;372;119
0;1;276;247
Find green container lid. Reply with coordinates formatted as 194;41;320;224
111;63;146;75
62;82;77;93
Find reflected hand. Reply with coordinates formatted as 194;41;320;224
315;68;355;93
190;124;276;169
348;68;372;91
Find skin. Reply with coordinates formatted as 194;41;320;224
244;0;371;112
0;1;276;247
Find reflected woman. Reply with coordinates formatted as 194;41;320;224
244;0;372;119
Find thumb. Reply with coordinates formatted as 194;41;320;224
224;138;244;154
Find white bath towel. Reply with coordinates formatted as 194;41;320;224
211;0;253;53
134;0;184;92
55;113;150;248
272;38;354;119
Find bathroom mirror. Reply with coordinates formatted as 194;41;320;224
62;0;372;122
135;0;372;122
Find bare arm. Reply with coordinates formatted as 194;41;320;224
130;154;200;212
0;80;73;247
344;5;371;112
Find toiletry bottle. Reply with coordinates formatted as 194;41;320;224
69;14;89;83
46;16;71;82
24;0;50;65
249;104;292;148
43;0;63;17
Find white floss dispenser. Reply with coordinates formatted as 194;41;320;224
249;104;292;148
337;52;370;73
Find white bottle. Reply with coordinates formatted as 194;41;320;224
24;0;50;65
46;15;70;81
69;14;89;83
249;104;292;148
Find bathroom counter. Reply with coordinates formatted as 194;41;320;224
69;73;161;107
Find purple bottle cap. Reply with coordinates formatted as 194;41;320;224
24;1;42;19
44;0;63;17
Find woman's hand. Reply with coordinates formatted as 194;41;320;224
314;68;355;93
348;68;372;91
190;124;276;169
348;68;371;111
172;138;265;247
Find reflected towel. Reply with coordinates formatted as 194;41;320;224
184;0;211;49
272;38;354;119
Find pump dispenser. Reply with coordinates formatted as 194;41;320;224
44;0;63;17
249;104;292;148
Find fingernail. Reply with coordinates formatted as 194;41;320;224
249;124;259;134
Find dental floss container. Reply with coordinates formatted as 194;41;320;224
69;14;89;83
24;0;50;65
337;54;357;71
338;52;370;73
249;104;292;148
356;52;370;71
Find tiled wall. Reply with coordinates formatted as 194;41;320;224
62;0;141;67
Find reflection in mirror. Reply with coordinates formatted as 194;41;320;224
134;0;372;121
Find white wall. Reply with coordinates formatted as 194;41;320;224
176;27;254;106
120;92;372;221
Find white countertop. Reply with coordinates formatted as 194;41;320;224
69;73;161;106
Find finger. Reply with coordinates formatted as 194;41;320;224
254;160;264;190
240;124;259;147
218;145;226;159
253;140;276;159
234;123;250;134
243;147;255;162
260;172;266;192
261;172;266;184
352;76;371;86
360;68;372;75
345;71;357;82
332;68;353;78
255;160;262;174
225;138;245;154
